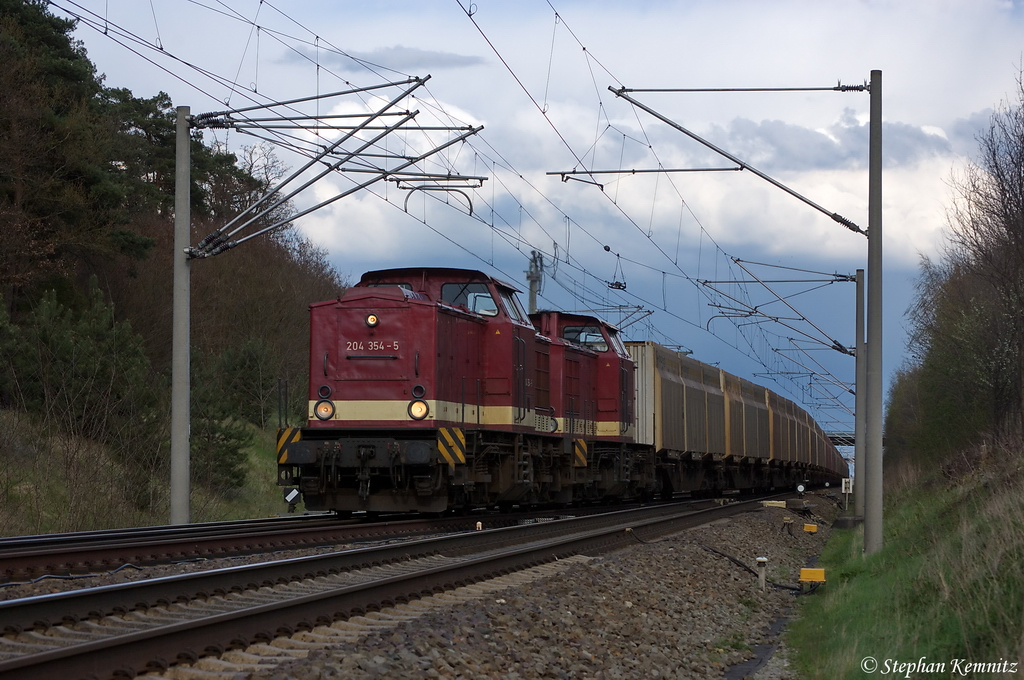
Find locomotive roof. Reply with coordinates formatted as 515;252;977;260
359;267;523;293
531;308;621;332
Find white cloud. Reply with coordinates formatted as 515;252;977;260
57;0;1024;425
922;126;949;140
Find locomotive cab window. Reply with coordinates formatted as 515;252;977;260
498;288;529;324
608;328;628;356
563;325;608;352
442;282;499;317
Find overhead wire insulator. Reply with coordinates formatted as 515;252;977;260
830;213;865;235
202;117;235;129
207;241;238;257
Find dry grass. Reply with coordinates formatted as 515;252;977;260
0;409;284;536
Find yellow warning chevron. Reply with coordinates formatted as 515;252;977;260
276;428;302;464
438;427;466;470
573;439;588;467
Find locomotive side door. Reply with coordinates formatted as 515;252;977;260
496;286;535;426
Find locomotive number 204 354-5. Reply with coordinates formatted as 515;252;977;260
346;340;399;351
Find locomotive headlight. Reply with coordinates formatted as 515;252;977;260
408;399;429;420
365;313;379;327
314;399;335;420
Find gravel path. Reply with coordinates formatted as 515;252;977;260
244;494;837;680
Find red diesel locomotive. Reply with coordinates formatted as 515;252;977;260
276;267;847;514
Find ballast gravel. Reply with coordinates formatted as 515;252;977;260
246;495;838;680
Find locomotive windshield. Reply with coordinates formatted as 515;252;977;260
498;288;529;324
607;328;628;355
563;325;608;352
441;282;498;316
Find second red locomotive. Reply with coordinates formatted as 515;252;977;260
276;267;846;514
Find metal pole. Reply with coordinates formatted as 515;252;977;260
170;106;191;525
854;268;866;518
864;71;884;553
526;251;543;314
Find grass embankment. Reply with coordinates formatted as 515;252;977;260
188;428;287;523
0;409;287;536
789;452;1024;678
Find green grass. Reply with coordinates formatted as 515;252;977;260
0;409;288;536
788;459;1024;678
190;428;289;522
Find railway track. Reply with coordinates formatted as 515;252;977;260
0;502;703;584
0;511;557;584
0;496;787;680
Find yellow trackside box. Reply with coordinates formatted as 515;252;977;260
803;523;818;533
800;568;826;583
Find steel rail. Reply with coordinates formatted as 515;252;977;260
0;515;337;550
0;497;785;679
0;503;684;582
0;500;724;630
0;515;498;582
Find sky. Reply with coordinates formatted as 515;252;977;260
51;0;1024;434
